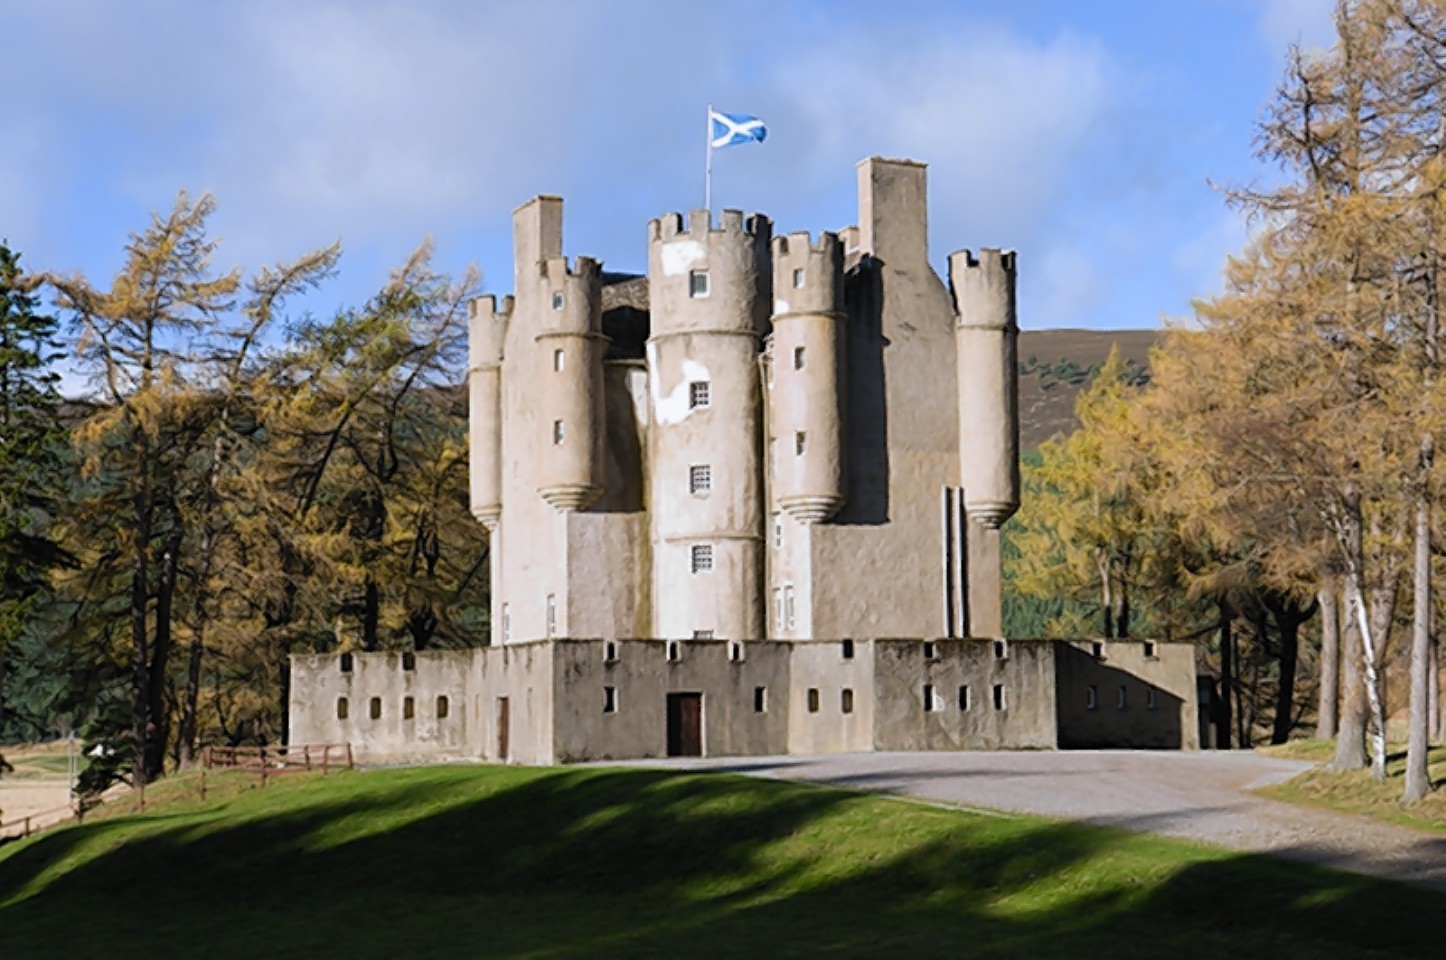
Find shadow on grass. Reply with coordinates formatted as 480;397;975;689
0;764;1441;959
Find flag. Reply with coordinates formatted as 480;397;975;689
710;111;767;149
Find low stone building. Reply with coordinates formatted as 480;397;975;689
288;156;1200;762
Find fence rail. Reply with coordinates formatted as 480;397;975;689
0;801;77;842
202;743;353;777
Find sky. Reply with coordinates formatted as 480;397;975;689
2;0;1338;355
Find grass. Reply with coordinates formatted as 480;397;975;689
1257;741;1446;834
1;763;1442;959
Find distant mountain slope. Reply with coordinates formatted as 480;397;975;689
1017;329;1159;449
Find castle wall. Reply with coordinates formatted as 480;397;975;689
1054;640;1199;750
473;640;556;764
786;640;875;753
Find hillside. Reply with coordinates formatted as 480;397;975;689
1018;329;1159;449
0;764;1440;959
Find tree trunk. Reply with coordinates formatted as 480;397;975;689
1332;600;1368;772
1272;608;1302;745
1315;583;1340;739
129;437;153;787
1217;602;1234;750
1430;635;1441;743
1405;436;1434;801
146;525;183;781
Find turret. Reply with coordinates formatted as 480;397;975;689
468;294;512;528
535;255;607;512
769;231;846;523
950;248;1020;529
645;209;772;640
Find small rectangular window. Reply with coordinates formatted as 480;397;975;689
1147;687;1158;710
1086;685;1098;710
604;686;617;714
403;696;415;720
841;639;854;660
772;512;783;549
1144;641;1158;659
552;291;564;311
727;639;742;661
795;431;806;456
754;686;767;713
807;688;820;713
694;629;715;641
958;685;970;711
689;464;712;494
691;544;714;573
402;651;416;671
501;602;511;643
841;688;854;714
993;684;1006;711
340;652;353;673
667;640;681;662
689;269;710;298
437;695;450;719
783;584;795;630
553;348;565;372
604;640;618;663
773;588;784;633
552;419;565;445
546;593;557;638
689;380;711;409
923;684;936;713
923;641;937;661
1117;685;1128;709
792;268;805;289
994;639;1009;660
336;697;349;720
369;697;382;720
1091;641;1105;659
793;346;806;370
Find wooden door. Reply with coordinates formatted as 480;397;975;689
496;696;510;762
667;692;703;757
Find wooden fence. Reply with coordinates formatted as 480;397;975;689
202;743;353;779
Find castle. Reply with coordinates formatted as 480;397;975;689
288;158;1199;762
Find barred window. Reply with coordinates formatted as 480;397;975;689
689;381;711;409
689;464;712;494
691;544;714;574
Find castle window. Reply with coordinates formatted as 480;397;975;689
923;684;936;713
1144;641;1158;659
402;651;416;671
993;684;1006;711
795;431;806;456
793;346;806;370
769;438;777;477
336;697;349;720
958;685;971;711
1147;687;1158;710
604;640;618;663
339;652;353;673
727;640;742;661
1086;685;1098;710
667;640;681;662
923;641;937;661
841;688;854;714
501;603;511;643
689;464;712;494
553;348;565;372
403;696;415;720
552;419;564;445
773;588;784;633
690;544;714;574
841;638;854;660
994;639;1009;660
1091;641;1104;659
546;593;557;638
437;695;450;719
754;686;767;713
772;512;783;549
783;583;795;631
552;291;564;311
793;268;805;289
604;686;617;714
807;688;820;713
1117;685;1128;710
694;629;715;641
689;269;710;298
689;380;711;409
369;697;382;720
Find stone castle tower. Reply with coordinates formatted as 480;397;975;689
468;157;1020;645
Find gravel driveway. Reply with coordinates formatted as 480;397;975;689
646;750;1446;891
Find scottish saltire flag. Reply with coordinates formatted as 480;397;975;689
710;111;767;148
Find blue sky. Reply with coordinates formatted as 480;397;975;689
4;0;1336;352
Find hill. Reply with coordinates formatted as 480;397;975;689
0;764;1439;958
1018;329;1159;449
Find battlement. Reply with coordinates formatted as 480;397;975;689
648;209;771;243
538;255;603;336
468;294;513;367
541;255;602;285
772;231;844;317
949;248;1018;328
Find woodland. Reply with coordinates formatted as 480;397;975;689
3;0;1446;804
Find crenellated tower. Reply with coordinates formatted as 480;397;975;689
534;255;608;512
646;208;772;640
468;294;512;529
769;232;846;524
950;247;1021;637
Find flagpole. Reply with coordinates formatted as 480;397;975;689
704;103;713;215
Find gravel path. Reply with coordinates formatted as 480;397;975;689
645;751;1446;891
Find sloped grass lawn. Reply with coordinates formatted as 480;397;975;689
1259;741;1446;833
0;764;1440;959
